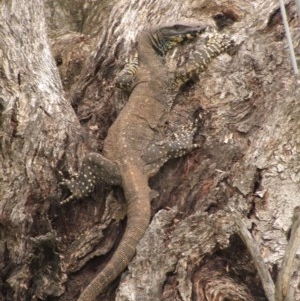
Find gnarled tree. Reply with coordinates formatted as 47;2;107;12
1;0;300;300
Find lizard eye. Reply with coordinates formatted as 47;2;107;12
173;24;182;30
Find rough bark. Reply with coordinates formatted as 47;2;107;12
0;0;83;300
1;0;300;300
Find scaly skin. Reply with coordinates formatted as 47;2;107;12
61;24;234;301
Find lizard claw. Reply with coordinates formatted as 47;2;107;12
59;179;74;205
59;178;81;205
60;194;76;205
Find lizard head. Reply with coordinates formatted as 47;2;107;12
152;23;206;55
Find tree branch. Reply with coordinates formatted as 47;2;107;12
275;206;300;301
231;209;275;301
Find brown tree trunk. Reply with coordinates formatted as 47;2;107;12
1;0;300;300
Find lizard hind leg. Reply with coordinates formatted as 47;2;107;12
143;119;202;177
60;153;121;205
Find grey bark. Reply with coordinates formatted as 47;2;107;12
1;0;300;300
0;0;85;299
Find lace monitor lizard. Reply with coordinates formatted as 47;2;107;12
61;24;234;301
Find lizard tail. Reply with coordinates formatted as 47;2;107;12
77;165;151;301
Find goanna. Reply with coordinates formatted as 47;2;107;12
61;23;234;301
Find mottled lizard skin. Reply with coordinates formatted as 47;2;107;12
61;24;234;301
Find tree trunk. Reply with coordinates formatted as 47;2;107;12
1;0;300;300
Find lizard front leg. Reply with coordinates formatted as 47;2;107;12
115;52;139;92
60;153;121;204
172;32;234;89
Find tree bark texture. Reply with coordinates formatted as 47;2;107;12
1;0;300;300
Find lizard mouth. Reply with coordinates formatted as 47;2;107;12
160;24;207;41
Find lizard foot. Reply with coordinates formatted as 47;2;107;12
115;53;138;92
59;175;96;205
60;153;122;205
